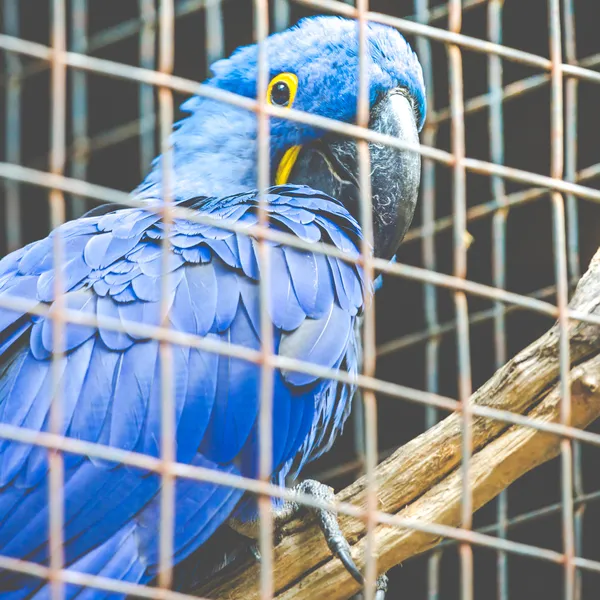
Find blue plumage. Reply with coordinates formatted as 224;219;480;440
0;186;365;596
0;14;426;598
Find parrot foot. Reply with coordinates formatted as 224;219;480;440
287;480;387;598
230;480;388;598
289;479;363;584
240;479;360;580
288;479;388;600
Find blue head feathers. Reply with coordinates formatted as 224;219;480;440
136;16;426;202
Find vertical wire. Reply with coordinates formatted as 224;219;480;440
414;1;442;597
3;0;22;253
488;3;509;600
205;0;225;74
356;4;378;599
447;2;473;600
70;0;88;218
563;0;579;283
157;0;176;592
254;1;275;598
274;0;290;32
562;3;584;596
352;387;367;477
139;0;157;176
49;0;67;598
548;2;575;599
416;0;438;440
353;0;367;481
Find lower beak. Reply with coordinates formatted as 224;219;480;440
281;91;421;259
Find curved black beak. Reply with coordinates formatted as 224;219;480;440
286;91;421;259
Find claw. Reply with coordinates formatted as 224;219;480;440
293;480;389;600
325;530;363;585
230;479;388;599
294;480;378;589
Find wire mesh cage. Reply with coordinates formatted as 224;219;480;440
2;1;600;599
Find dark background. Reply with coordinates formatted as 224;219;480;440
2;0;600;598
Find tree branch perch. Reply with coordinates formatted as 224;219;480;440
196;249;600;600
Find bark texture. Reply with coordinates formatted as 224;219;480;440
196;249;600;600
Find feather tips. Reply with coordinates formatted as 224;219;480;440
0;184;368;580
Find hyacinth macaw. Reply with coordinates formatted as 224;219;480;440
0;16;425;599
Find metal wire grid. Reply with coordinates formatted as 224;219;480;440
1;0;600;599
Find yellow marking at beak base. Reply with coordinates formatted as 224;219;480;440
275;145;302;185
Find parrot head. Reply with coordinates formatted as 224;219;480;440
137;16;426;259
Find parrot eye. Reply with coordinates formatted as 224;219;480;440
267;72;298;108
271;81;290;106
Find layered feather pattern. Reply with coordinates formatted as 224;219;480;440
0;184;366;598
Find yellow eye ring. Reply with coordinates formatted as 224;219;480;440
267;72;298;108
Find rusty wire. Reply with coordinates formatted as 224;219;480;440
48;1;67;598
2;1;600;599
254;0;276;597
157;0;176;592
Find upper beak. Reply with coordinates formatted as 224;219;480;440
282;91;421;259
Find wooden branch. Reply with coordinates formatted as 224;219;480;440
196;249;600;600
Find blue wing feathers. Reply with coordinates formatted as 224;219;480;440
68;339;121;445
0;353;53;469
175;346;218;460
0;185;366;588
43;522;144;600
312;252;336;318
109;341;159;452
0;276;39;332
0;319;31;358
212;259;240;332
199;304;261;464
237;232;259;279
37;291;98;358
279;302;353;387
137;456;244;574
97;296;135;351
284;247;318;316
268;247;306;331
184;262;218;335
141;343;191;459
23;338;96;486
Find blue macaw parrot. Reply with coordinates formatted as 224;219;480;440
0;16;425;598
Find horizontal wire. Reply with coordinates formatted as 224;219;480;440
20;43;600;177
0;0;226;89
1;417;600;576
294;0;600;85
377;279;576;358
0;0;491;92
405;161;600;245
444;488;600;550
2;2;600;591
0;553;210;600
2;161;599;327
433;50;600;126
404;0;489;25
3;34;600;206
1;287;600;455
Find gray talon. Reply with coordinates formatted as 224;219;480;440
231;479;388;599
294;480;363;585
